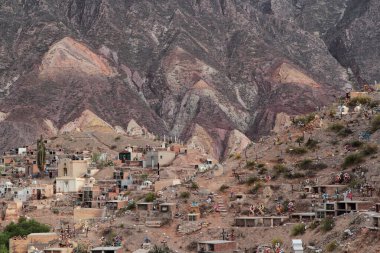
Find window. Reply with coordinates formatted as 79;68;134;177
64;167;67;176
160;155;163;159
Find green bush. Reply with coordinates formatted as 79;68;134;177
273;164;287;175
235;153;241;160
258;167;267;175
296;159;327;170
293;114;315;126
145;192;156;202
295;136;305;145
321;217;335;232
271;238;283;248
127;201;136;210
291;223;306;236
249;183;262;194
180;191;190;199
297;159;312;169
305;138;318;149
361;144;378;156
0;217;50;249
286;147;308;155
328;123;344;133
338;128;353;137
245;160;256;168
191;181;199;190
347;140;363;148
219;185;230;192
284;172;305;179
343;153;364;168
246;176;259;186
309;221;319;230
52;208;59;214
348;96;372;106
325;241;338;252
371;115;380;132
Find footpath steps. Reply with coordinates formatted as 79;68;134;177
215;195;228;216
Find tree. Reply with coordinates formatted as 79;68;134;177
37;135;46;172
0;245;7;253
0;217;50;249
92;152;100;163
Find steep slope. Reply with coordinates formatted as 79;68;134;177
0;0;378;158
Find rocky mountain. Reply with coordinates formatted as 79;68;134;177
0;0;378;158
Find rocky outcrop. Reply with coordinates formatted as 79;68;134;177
223;130;252;158
60;109;114;133
39;37;114;79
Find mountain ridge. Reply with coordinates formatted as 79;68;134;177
0;0;378;158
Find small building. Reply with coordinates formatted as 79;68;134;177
372;215;380;228
119;148;143;163
0;181;14;197
56;158;88;193
106;200;128;210
292;239;304;253
44;248;74;253
81;185;103;208
58;158;88;178
311;185;346;196
336;200;372;215
144;150;176;168
16;147;27;155
291;212;316;222
188;205;201;222
159;203;176;218
30;184;54;199
90;246;123;253
137;202;154;217
56;177;86;193
9;233;58;253
197;240;237;253
13;188;30;202
235;216;288;227
316;201;372;217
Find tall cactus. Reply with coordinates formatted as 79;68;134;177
37;135;46;172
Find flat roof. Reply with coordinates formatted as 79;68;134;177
291;212;316;216
29;232;57;236
159;203;176;206
44;248;72;251
91;246;122;251
235;216;288;219
199;240;234;244
337;200;371;203
313;185;346;187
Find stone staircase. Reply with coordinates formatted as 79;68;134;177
215;195;228;216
